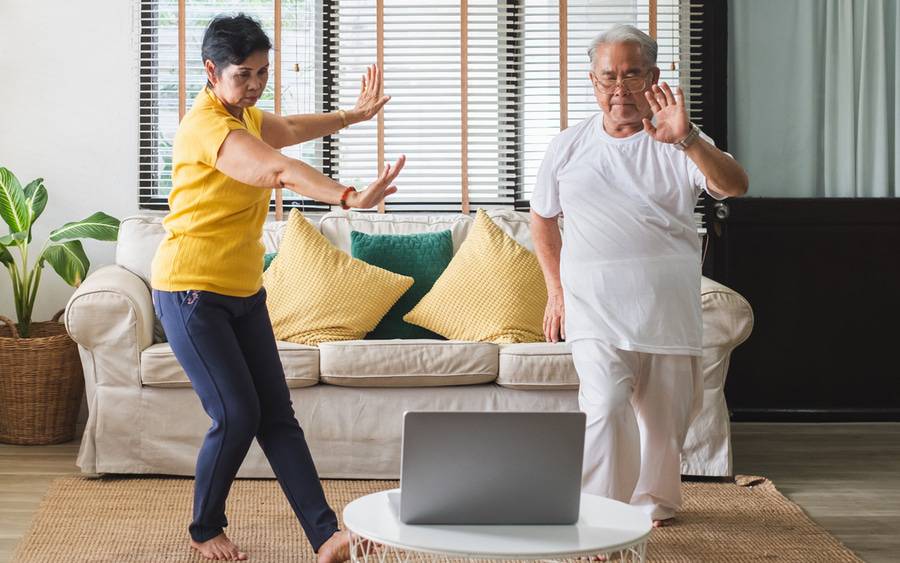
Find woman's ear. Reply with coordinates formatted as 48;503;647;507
204;60;218;86
650;66;661;85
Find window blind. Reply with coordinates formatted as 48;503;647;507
276;0;333;215
325;0;518;212
140;0;705;225
518;1;703;209
138;0;329;214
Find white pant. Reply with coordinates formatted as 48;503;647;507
571;339;703;521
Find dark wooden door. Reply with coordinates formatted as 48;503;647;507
705;197;900;421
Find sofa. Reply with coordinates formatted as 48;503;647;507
64;209;753;479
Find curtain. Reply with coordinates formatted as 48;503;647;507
728;0;899;197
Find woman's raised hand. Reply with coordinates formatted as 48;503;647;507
349;65;391;124
351;155;406;209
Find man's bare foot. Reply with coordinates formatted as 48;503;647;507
317;530;351;563
190;532;247;560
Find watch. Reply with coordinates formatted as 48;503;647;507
674;122;701;151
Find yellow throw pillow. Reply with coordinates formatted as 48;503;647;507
404;209;547;343
264;209;414;345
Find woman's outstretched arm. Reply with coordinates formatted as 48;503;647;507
260;64;390;148
216;128;404;208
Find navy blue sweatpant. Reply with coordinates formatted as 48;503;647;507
152;288;339;551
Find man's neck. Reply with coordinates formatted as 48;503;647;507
602;114;647;139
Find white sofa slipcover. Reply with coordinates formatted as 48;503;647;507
65;210;753;479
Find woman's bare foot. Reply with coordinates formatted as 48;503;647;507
317;530;351;563
190;533;248;561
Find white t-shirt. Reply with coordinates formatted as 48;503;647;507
531;113;727;356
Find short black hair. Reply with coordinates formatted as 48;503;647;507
201;14;272;75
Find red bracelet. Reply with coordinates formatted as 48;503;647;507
339;186;357;210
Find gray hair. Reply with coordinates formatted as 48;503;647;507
587;24;658;68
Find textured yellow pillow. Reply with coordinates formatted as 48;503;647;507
264;209;413;345
404;209;547;343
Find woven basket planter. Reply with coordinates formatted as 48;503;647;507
0;310;84;445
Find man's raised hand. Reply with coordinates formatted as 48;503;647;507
642;82;691;144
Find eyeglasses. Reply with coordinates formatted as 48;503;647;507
592;72;651;94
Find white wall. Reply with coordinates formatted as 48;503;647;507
0;1;140;322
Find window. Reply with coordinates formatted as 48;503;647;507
139;0;705;218
327;0;519;212
139;0;329;213
517;0;707;231
521;0;699;202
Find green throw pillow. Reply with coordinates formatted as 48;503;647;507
264;252;278;271
351;230;453;339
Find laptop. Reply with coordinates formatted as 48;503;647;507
398;411;586;525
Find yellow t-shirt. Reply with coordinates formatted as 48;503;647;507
151;88;271;297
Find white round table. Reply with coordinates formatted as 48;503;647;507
342;489;651;562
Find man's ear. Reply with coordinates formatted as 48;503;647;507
650;66;661;84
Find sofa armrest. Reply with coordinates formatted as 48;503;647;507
680;277;754;476
701;276;754;351
65;264;154;387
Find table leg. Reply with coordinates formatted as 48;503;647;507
348;535;647;563
591;541;648;563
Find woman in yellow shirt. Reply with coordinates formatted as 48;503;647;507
150;14;402;563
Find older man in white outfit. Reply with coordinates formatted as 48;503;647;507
530;25;749;526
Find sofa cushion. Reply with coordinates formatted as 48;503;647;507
404;209;547;343
264;209;414;346
116;216;167;283
318;340;498;387
484;209;536;251
318;210;473;255
116;216;290;286
350;230;454;340
140;341;320;388
261;220;288;253
497;342;580;390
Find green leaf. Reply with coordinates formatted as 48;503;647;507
0;231;26;245
0;245;13;268
20;178;46;243
23;178;48;224
0;167;31;235
49;211;120;242
41;240;90;287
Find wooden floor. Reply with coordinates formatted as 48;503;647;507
730;423;900;563
0;437;80;562
1;423;898;562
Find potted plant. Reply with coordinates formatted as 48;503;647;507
0;166;119;444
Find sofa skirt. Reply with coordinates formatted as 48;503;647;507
77;382;731;479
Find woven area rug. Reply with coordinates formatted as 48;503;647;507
13;475;860;562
